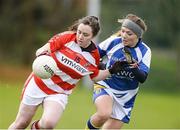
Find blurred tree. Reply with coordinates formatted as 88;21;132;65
0;0;179;67
0;0;86;65
149;0;180;82
19;0;36;65
100;0;179;48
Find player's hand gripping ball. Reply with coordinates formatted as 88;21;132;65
32;55;58;79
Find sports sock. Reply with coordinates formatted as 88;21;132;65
31;120;40;129
85;118;100;130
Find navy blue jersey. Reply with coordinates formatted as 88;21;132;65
97;36;151;91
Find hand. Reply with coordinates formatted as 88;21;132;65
109;61;128;74
129;62;139;68
36;50;50;57
98;62;106;70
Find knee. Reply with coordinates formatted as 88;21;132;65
9;120;30;129
96;111;111;122
40;119;57;129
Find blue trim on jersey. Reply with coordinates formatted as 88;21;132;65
138;43;148;57
97;46;106;58
106;38;122;52
139;61;149;73
98;38;122;58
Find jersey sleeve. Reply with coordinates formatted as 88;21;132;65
49;33;76;52
138;46;151;73
89;49;100;79
89;67;99;79
98;36;119;58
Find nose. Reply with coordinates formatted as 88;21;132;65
78;34;84;40
121;32;127;38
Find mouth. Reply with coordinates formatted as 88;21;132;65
77;39;83;44
123;39;128;43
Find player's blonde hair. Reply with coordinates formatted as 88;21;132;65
113;14;147;37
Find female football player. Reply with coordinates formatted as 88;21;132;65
8;16;122;130
86;14;151;129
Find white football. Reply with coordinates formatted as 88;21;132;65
32;55;58;79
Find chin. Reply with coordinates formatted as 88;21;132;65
77;41;82;45
123;43;128;46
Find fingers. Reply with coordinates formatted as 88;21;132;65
129;62;139;68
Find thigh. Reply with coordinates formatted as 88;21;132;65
15;102;38;124
40;100;64;127
40;94;68;127
95;94;113;114
102;118;124;129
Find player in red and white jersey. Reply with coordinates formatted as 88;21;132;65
9;16;123;130
30;31;101;96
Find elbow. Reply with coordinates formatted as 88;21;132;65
91;78;97;83
138;74;148;83
139;78;146;83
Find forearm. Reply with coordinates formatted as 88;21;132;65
131;67;147;83
36;43;51;56
92;69;111;82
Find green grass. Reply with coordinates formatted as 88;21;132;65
0;83;180;129
126;92;180;129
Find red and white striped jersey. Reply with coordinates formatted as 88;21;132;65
24;32;100;95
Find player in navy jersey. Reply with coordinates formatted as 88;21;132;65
86;14;151;129
8;16;123;130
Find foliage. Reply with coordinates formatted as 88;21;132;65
100;0;180;48
0;0;86;65
0;0;180;65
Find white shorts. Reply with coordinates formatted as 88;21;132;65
22;93;68;110
21;75;70;110
93;83;139;123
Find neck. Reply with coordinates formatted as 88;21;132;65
81;41;91;48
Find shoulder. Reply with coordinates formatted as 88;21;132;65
59;31;76;35
102;35;121;44
138;41;151;52
99;36;122;50
53;31;76;42
57;31;76;38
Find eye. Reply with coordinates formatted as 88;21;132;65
83;33;89;37
121;30;125;33
77;30;81;34
127;33;133;36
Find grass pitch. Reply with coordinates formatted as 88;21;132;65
0;83;180;129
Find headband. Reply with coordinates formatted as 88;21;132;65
121;19;143;38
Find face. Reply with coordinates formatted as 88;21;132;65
76;23;93;48
120;27;139;47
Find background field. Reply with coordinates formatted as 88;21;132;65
0;84;180;129
0;49;180;129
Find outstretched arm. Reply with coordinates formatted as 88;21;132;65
92;69;111;82
36;43;51;56
92;60;126;82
